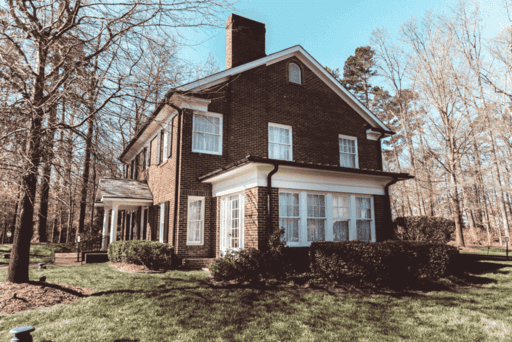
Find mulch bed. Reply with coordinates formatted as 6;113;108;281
0;281;92;315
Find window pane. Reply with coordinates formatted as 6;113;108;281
280;218;299;242
289;64;301;84
307;219;325;241
356;220;371;241
333;220;349;242
356;197;371;219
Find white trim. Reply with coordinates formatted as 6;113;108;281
366;129;382;141
187;196;205;245
339;134;359;168
177;45;390;133
140;207;146;240
203;163;393;198
192;111;223;156
268;122;293;161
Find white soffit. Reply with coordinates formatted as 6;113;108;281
202;162;394;197
178;45;390;134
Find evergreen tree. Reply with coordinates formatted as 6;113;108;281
341;46;378;110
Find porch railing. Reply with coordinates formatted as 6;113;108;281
76;235;109;262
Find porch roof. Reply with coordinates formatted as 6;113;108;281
198;155;414;182
95;178;153;206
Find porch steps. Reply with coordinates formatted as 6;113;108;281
182;258;216;269
85;252;109;264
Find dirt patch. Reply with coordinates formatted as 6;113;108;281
0;281;92;315
108;262;166;274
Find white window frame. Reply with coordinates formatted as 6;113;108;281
279;190;375;247
268;122;293;161
339;134;358;168
289;63;301;84
159;202;165;243
279;191;301;246
187;196;205;245
306;193;326;243
192;111;223;155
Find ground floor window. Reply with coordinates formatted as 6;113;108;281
279;190;375;246
187;196;204;245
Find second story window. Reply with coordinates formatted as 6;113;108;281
289;63;301;84
269;123;292;161
192;112;223;155
339;135;358;168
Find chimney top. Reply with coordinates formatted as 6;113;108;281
226;14;266;69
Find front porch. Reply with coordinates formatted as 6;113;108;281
94;179;154;250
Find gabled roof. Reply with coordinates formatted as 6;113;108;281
177;45;393;134
95;179;153;202
119;45;394;163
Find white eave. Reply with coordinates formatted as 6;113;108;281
178;45;392;135
121;94;211;163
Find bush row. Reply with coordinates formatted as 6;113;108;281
210;237;459;287
108;240;175;271
310;240;459;286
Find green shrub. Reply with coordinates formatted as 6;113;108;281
210;248;266;283
108;240;175;271
394;216;455;243
309;240;459;287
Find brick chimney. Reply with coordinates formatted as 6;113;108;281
226;14;266;69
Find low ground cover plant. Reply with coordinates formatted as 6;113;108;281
108;240;175;271
310;240;459;287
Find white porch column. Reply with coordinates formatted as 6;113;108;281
101;207;111;251
140;208;145;240
110;204;119;243
128;212;133;240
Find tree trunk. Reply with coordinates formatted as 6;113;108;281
37;105;58;243
78;116;94;236
7;115;44;283
67;197;74;243
1;202;6;244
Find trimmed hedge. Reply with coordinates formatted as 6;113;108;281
108;240;175;271
394;216;455;243
310;241;459;287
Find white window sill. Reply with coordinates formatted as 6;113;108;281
186;242;204;246
192;149;222;156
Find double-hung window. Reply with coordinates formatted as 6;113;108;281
339;135;358;168
307;194;326;242
167;121;173;158
269;123;292;161
187;196;204;245
192;112;223;155
356;197;372;242
279;192;300;243
332;194;350;241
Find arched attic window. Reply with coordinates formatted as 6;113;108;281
288;63;301;84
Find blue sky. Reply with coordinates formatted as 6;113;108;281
179;0;509;76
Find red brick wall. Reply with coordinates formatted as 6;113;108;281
226;14;266;69
130;54;385;258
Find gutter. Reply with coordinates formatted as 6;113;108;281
267;163;279;238
168;102;183;248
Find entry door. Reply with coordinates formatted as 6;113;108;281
220;193;244;256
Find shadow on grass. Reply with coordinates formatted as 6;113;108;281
28;281;89;298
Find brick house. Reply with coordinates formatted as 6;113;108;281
95;14;413;267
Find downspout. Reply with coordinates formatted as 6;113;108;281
267;163;279;239
169;102;182;248
384;177;399;241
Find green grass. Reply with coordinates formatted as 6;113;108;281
0;252;511;341
0;243;77;264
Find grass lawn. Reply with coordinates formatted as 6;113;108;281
0;243;78;264
0;251;511;342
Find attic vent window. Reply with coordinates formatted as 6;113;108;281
289;63;301;84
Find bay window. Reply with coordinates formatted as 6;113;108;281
279;192;300;243
279;190;374;246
